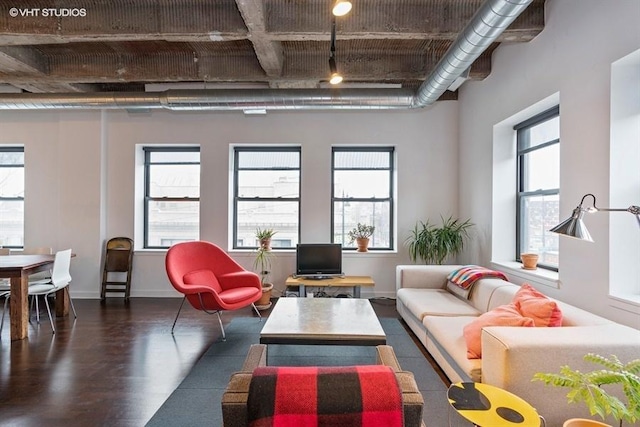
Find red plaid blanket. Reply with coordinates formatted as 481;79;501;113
247;365;403;427
447;265;508;290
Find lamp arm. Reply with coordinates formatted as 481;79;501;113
583;191;640;216
592;205;640;214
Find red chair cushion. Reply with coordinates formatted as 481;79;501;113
183;269;223;293
219;287;262;307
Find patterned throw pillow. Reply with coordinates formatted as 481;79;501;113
512;284;563;327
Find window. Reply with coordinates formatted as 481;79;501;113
332;147;394;250
143;147;200;249
515;107;560;270
609;49;640;305
0;147;24;248
233;147;300;249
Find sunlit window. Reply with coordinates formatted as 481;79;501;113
0;147;24;249
332;147;394;250
515;107;560;270
143;147;200;249
233;147;300;249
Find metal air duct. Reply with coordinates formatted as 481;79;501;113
0;0;534;111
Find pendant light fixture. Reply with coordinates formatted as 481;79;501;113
329;16;343;85
332;0;352;17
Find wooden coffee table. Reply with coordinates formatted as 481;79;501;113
259;298;386;346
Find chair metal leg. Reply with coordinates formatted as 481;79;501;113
216;311;226;341
0;295;9;335
68;293;77;319
171;296;187;335
35;296;41;324
43;294;55;334
251;303;262;320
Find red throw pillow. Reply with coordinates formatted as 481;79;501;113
463;304;535;359
512;284;563;327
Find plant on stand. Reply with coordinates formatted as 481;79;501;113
254;228;277;310
405;215;473;264
533;353;640;427
348;223;375;252
256;228;277;251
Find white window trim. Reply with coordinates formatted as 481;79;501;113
491;93;560;277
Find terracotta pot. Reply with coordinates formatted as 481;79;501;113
256;283;273;309
563;419;612;427
356;237;370;252
259;238;271;251
521;253;539;270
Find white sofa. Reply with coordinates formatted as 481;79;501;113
396;264;640;427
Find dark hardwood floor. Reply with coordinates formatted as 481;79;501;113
0;296;447;427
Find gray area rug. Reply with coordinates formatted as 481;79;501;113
146;316;471;426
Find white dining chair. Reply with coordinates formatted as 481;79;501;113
0;248;10;292
23;247;54;282
28;248;76;334
0;290;9;336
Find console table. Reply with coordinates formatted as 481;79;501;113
285;275;374;298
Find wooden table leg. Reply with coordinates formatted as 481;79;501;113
10;274;29;340
55;288;69;317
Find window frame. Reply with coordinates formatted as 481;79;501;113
232;146;301;250
0;146;25;249
515;106;560;271
143;146;200;249
331;146;395;251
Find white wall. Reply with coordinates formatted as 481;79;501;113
2;0;638;329
1;103;460;300
458;0;640;328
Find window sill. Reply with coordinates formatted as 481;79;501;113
608;293;640;315
490;261;560;289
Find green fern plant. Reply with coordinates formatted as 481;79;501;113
532;353;640;426
405;215;473;264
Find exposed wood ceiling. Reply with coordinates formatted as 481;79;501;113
0;0;545;100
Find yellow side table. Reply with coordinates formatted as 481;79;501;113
447;382;544;427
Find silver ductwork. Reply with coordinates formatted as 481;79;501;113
0;89;416;111
0;0;533;111
413;0;533;107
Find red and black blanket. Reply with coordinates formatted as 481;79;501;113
247;365;403;427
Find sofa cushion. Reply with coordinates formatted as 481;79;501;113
512;284;563;327
446;281;472;300
554;301;613;326
423;315;483;382
397;288;481;321
463;304;535;359
483;282;519;311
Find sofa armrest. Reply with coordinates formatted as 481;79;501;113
481;324;640;424
395;265;461;291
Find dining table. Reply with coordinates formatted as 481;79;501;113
0;254;71;340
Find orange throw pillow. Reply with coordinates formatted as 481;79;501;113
513;284;563;327
463;304;535;359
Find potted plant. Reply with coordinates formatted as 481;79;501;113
533;353;640;427
254;229;277;310
348;223;375;252
256;228;277;251
405;215;473;264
